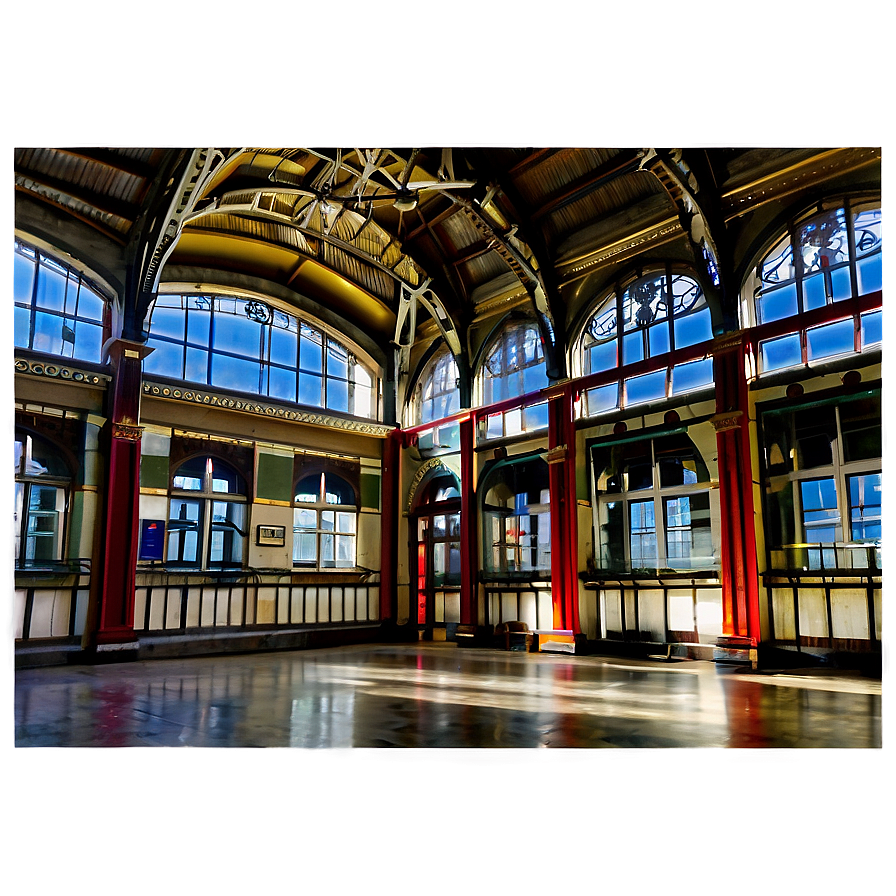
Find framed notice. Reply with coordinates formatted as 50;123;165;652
256;524;286;547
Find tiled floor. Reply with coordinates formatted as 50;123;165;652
14;643;882;748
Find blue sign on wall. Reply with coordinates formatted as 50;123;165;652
139;519;165;561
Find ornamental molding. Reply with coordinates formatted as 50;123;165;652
142;381;394;437
710;410;743;433
14;357;111;386
112;423;144;441
406;457;452;513
545;445;567;465
559;220;681;282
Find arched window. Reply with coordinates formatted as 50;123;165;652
167;456;248;568
578;269;714;416
293;472;357;569
480;320;548;403
480;457;550;579
14;240;107;364
409;345;460;426
144;294;380;419
14;431;72;567
747;199;882;373
592;433;716;573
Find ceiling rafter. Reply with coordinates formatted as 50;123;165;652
529;150;645;222
56;148;157;180
15;166;138;222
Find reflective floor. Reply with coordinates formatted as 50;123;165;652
14;643;882;748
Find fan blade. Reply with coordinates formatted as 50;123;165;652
407;180;476;191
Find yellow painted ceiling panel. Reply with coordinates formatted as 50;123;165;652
172;231;302;281
292;260;395;335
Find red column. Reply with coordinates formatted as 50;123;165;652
547;385;581;634
459;416;478;625
379;430;401;622
94;339;152;646
712;336;761;648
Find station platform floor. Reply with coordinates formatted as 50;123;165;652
13;642;882;748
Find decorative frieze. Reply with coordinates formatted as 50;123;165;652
142;380;394;437
14;358;110;386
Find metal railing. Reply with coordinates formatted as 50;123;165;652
14;560;91;641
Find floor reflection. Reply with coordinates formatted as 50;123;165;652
14;645;881;748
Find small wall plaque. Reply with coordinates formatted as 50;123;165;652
256;525;286;547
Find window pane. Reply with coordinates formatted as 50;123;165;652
648;322;670;356
144;339;184;378
167;498;201;564
150;305;186;341
210;459;244;494
664;493;713;570
799;209;848;273
523;402;549;431
210;354;261;393
31;311;64;355
299;327;323;372
327;377;349;413
759;333;801;372
671;358;713;394
800;478;840;543
73;321;103;363
298;372;323;407
14;252;35;305
522;361;547;393
505;407;522;436
588;340;617;373
327;341;349;379
584;384;618;416
334;534;356;568
848;473;881;542
857;254;882;295
861;311;882;349
757;284;798;324
294;508;317;528
622;331;644;365
14;306;31;348
625;369;666;405
35;266;67;311
293;531;318;564
185;348;209;383
839;395;881;462
674;307;713;348
629;500;657;568
806;318;855;361
209;500;245;565
186;309;211;347
213;313;262;358
270;324;297;365
269;365;297;403
75;285;105;322
598;500;625;571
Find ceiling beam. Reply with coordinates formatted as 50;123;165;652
506;148;559;177
16;165;138;223
56;148;157;180
530;150;644;222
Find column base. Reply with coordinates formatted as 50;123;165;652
714;635;758;668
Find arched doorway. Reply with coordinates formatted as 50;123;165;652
410;470;461;639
